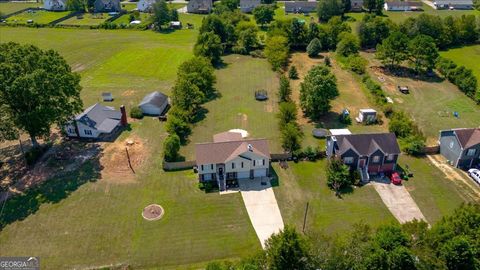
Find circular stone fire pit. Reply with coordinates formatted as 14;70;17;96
142;204;164;221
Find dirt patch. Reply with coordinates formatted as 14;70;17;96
100;135;148;184
142;204;165;221
121;90;137;97
0;139;102;203
427;155;480;201
265;103;273;113
72;63;86;72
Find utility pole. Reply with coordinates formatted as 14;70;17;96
302;201;309;234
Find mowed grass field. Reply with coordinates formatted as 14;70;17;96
180;54;283;159
0;2;41;15
273;160;397;234
58;12;112;26
441;44;480;81
0;23;262;269
361;52;480;144
6;10;70;24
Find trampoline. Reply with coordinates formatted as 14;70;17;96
312;128;329;138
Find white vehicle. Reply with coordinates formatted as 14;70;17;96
468;169;480;185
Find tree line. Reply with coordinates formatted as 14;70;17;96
205;203;480;270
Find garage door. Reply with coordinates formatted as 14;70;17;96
237;171;250;179
202;173;212;181
254;169;267;178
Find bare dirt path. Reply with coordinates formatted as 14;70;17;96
427;155;480;201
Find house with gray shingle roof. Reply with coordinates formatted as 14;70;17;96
44;0;67;11
196;132;270;191
240;0;261;13
187;0;212;14
94;0;121;13
138;91;170;116
64;103;127;139
137;0;157;12
327;133;401;182
439;128;480;169
284;1;318;14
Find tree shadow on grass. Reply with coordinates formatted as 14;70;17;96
379;66;445;83
0;144;103;230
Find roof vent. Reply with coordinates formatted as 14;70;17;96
247;144;253;151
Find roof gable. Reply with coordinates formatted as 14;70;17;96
139;91;168;108
75;103;121;131
453;128;480;149
335;133;400;156
196;139;270;165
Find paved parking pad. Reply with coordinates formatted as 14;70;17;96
372;181;428;224
239;177;284;249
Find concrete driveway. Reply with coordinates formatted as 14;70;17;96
239;177;284;249
371;180;428;224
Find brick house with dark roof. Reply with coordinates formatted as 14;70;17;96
326;133;401;182
439;128;480;169
196;132;270;191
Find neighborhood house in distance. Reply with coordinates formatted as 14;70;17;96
439;128;480;169
240;0;261;13
44;0;67;11
187;0;213;14
196;132;270;191
433;0;474;9
137;0;156;12
384;1;423;11
94;0;121;13
65;103;127;139
326;133;401;182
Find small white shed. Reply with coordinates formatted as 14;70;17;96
139;91;169;116
356;109;377;124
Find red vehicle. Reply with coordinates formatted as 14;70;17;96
390;172;402;185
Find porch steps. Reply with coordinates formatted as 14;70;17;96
360;167;370;182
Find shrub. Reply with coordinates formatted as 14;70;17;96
265;35;289;71
346;55;367;74
383;104;394;118
401;135;425;156
362;75;387;105
288;65;299;79
307;38;322;57
278;75;292;102
163;134;181;162
326;158;352;196
130;106;143;119
339;113;352;125
166;114;191;141
325;56;331;66
301;146;322;160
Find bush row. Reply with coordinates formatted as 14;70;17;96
436;57;480;103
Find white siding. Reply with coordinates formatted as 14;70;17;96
76;121;100;138
198;163;216;174
254;169;267;177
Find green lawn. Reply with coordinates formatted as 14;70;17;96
0;24;260;269
273;160;397;234
179;54;283;160
6;10;70;24
0;2;41;15
441;44;480;81
361;52;480;144
398;155;476;224
58;12;112;26
112;12;152;26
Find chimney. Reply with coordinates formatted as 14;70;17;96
120;105;128;126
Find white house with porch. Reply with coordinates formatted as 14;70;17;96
195;132;270;191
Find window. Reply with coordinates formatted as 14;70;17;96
466;149;476;157
210;164;213;170
253;160;256;166
232;163;235;169
241;162;244;168
344;157;354;164
372;156;380;163
68;128;74;134
449;141;454;149
84;129;92;135
387;154;395;161
263;159;265;166
201;165;204;171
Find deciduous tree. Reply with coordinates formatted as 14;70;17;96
376;31;409;68
252;5;274;27
300;65;338;119
307;38;322;57
408;34;439;74
278;75;292;102
194;31;223;64
0;42;82;146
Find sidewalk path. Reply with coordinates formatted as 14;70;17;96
372;181;428;224
238;177;284;249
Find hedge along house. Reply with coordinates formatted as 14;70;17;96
439;128;480;169
195;132;271;191
138;91;170;116
44;0;67;11
64;103;127;140
326;133;401;182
